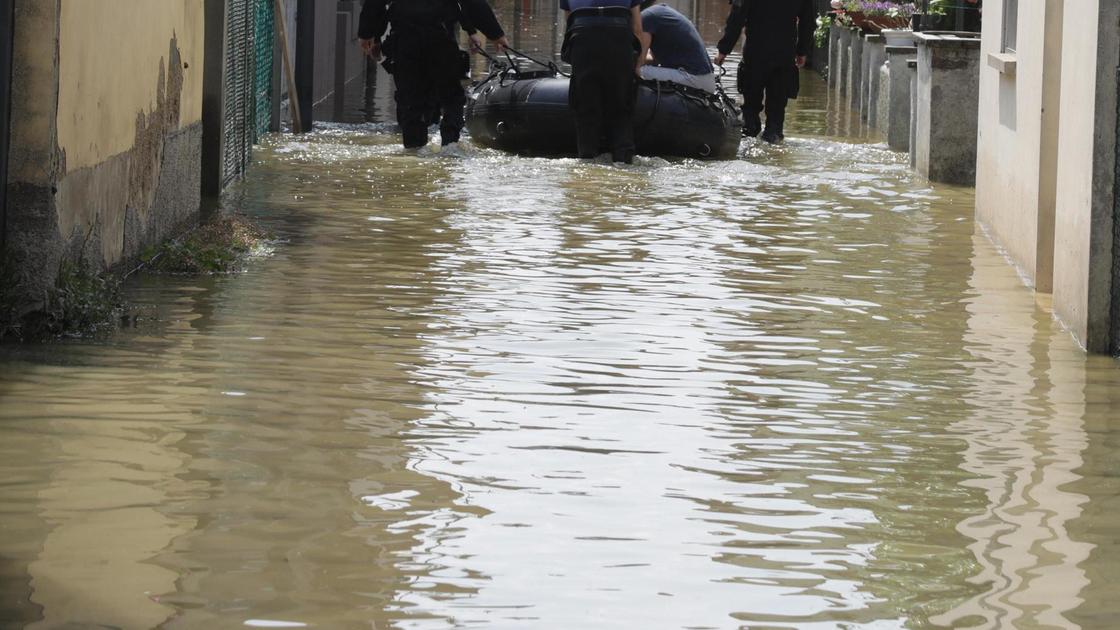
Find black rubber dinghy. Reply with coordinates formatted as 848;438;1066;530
466;69;743;160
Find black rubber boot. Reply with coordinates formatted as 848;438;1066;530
760;128;783;144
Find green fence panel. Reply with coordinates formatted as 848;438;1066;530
254;0;275;141
222;0;252;187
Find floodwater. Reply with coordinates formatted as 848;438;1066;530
3;2;1120;629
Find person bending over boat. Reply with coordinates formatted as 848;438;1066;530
714;0;814;144
637;1;717;94
560;0;647;164
358;0;510;149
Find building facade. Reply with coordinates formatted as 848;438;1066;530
974;0;1120;353
1;0;366;316
5;1;207;297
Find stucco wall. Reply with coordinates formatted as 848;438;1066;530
56;1;204;173
52;0;205;266
5;0;207;303
1052;0;1118;351
974;0;1054;289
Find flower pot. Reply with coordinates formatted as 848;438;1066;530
842;11;910;35
881;29;915;46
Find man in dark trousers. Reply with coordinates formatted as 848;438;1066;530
714;0;814;144
358;0;509;149
560;0;646;164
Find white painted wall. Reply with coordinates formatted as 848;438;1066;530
973;0;1056;291
1052;0;1118;351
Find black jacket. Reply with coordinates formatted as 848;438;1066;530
717;0;815;61
358;0;504;41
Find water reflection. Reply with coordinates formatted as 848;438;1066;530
931;238;1103;629
2;4;1120;629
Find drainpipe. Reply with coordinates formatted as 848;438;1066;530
0;0;14;254
295;0;315;132
201;0;228;218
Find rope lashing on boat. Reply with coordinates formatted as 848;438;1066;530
504;45;571;78
471;43;570;81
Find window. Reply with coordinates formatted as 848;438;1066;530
1002;0;1018;53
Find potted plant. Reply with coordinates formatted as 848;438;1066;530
832;1;918;35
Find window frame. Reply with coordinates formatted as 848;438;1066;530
1002;0;1019;53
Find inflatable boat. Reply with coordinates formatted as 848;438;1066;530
465;67;742;160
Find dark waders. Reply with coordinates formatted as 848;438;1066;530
563;9;638;163
738;60;789;138
387;24;468;148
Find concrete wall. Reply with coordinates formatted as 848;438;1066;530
5;0;205;291
1052;0;1119;352
974;0;1062;292
278;0;366;125
912;33;980;185
6;1;55;189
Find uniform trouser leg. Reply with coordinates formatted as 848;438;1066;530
739;64;764;137
435;66;467;145
424;40;467;145
573;73;609;158
570;44;607;158
568;28;636;162
602;63;636;163
393;52;433;148
763;67;789;136
392;35;465;148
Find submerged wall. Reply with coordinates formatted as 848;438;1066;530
974;0;1120;353
974;0;1061;292
5;0;205;296
1052;0;1118;352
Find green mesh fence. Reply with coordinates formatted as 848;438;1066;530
222;0;252;187
253;0;274;141
221;0;274;188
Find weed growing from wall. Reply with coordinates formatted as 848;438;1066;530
141;214;273;274
1;251;123;341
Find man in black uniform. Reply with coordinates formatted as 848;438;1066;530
358;0;509;149
714;0;814;144
560;0;646;164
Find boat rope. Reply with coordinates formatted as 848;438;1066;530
504;45;570;78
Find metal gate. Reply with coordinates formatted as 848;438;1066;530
222;0;274;188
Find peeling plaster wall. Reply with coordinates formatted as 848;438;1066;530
54;0;205;266
57;1;203;170
4;0;206;295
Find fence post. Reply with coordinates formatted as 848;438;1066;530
333;10;348;121
201;0;229;217
271;14;282;132
295;0;315;132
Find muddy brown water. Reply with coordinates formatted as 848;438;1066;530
3;2;1120;629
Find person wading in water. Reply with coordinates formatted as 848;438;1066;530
358;0;510;149
714;0;814;144
560;0;647;164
